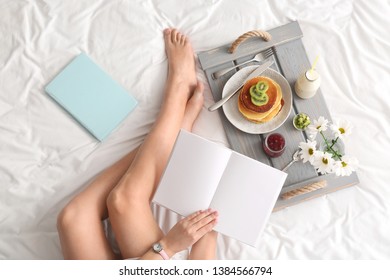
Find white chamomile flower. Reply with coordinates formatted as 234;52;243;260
296;116;357;176
330;119;353;139
333;155;359;176
312;151;335;174
307;116;329;139
298;140;317;163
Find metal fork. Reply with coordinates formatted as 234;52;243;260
212;48;274;80
282;149;300;172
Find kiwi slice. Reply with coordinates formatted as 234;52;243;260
250;81;270;106
251;93;269;106
250;85;263;99
249;85;259;98
256;81;269;93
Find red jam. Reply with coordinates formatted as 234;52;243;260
262;133;286;158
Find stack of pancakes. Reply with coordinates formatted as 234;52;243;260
238;76;283;123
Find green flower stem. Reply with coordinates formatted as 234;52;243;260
329;136;339;150
319;131;342;161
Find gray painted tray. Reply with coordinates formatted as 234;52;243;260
198;21;359;211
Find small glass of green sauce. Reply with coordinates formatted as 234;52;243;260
293;113;311;130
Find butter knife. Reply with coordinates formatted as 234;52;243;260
208;60;274;112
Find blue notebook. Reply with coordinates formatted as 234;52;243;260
45;53;138;141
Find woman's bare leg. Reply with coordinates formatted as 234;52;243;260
106;28;201;259
57;148;140;259
57;28;204;260
57;89;204;260
189;231;218;259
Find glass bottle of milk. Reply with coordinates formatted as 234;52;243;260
294;69;321;99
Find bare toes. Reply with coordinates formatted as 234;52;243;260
164;28;172;43
171;29;179;43
179;34;186;45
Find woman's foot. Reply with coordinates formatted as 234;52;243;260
163;28;197;100
182;81;204;131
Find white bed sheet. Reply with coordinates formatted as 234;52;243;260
1;0;389;259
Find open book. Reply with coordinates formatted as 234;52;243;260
153;130;287;247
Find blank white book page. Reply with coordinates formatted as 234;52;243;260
210;152;287;246
153;130;231;217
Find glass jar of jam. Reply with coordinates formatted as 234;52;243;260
262;133;286;158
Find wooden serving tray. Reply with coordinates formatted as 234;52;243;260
198;21;359;211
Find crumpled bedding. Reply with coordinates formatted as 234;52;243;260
1;0;389;259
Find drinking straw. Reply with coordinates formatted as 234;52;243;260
310;55;320;75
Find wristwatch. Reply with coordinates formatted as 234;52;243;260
152;242;169;260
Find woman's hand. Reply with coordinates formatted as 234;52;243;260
160;209;218;257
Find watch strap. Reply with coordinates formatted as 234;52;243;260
153;243;170;260
158;249;169;260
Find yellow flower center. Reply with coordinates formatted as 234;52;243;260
309;148;314;155
322;158;328;164
339;128;345;134
316;125;321;129
342;161;347;167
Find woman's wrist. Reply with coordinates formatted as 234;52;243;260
158;238;176;258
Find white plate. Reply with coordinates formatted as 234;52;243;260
222;65;292;134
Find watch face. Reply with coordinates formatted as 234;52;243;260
153;243;162;253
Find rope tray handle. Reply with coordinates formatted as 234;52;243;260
281;180;327;200
228;29;272;54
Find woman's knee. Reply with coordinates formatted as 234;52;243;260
57;198;86;233
106;186;145;216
